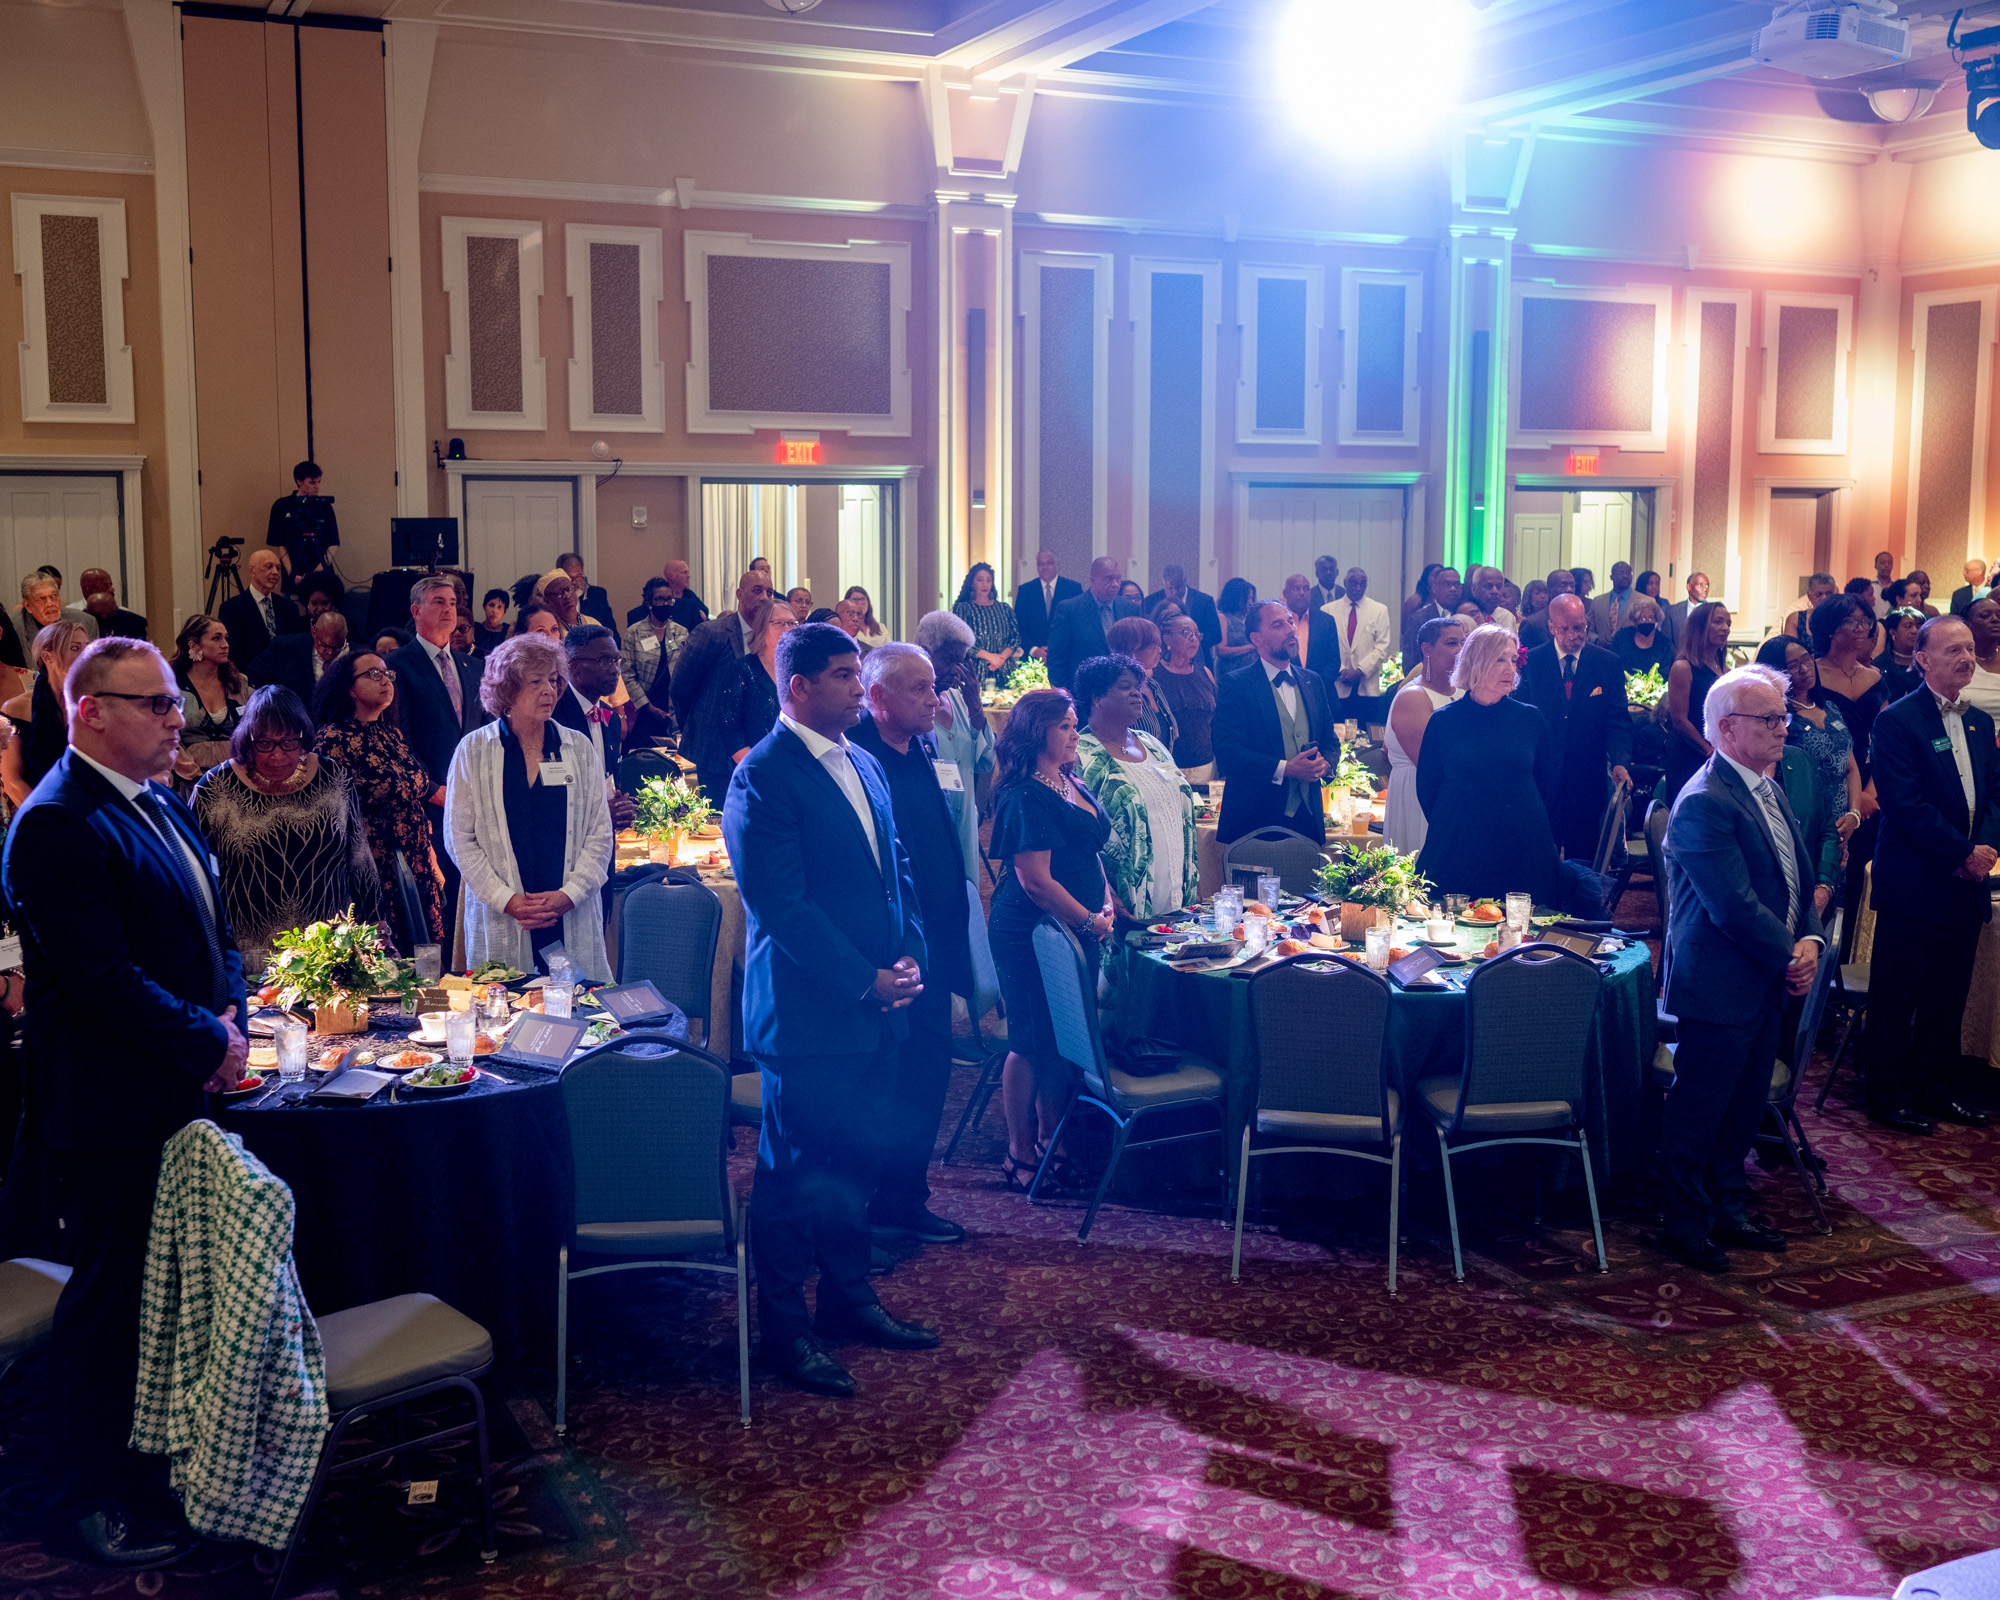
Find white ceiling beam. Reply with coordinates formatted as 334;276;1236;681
965;0;1218;79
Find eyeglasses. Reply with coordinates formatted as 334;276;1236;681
250;737;306;755
93;690;184;716
1723;711;1788;731
355;668;395;683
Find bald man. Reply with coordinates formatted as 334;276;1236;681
1046;556;1139;692
673;567;778;805
1013;549;1081;662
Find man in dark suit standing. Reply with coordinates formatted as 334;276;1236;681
1047;557;1139;693
724;623;937;1397
217;546;303;667
553;624;636;833
1400;564;1463;672
1864;614;2000;1135
4;638;248;1567
1516;594;1634;861
1013;549;1080;662
1212;600;1335;845
247;611;347;703
387;575;490;938
1143;563;1222;666
1663;570;1707;651
673;568;775;806
1950;558;1989;617
1658;662;1824;1274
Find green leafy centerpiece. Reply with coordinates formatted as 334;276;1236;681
988;655;1048;709
266;909;415;1034
634;774;715;865
1321;742;1378;836
1315;844;1433;941
1624;665;1667;710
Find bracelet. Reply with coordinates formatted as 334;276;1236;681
1840;809;1860;825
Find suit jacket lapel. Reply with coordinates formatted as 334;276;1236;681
1916;690;1974;829
1714;756;1801;913
69;759;209;910
780;727;884;881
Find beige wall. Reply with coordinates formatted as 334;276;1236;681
0;2;151;161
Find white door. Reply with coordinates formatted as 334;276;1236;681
1509;515;1562;588
1241;486;1404;611
463;479;575;600
1765;493;1820;637
0;474;123;607
1570;492;1632;584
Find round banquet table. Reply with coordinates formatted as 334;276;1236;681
1111;934;1658;1195
217;1007;686;1368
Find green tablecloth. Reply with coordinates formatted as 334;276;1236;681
1112;938;1657;1186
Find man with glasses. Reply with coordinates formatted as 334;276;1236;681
3;638;248;1568
1656;663;1824;1274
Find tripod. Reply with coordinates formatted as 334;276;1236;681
204;540;245;615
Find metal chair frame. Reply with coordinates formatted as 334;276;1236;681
1763;910;1841;1234
943;877;1009;1165
1816;962;1870;1113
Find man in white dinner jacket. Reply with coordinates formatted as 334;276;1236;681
1320;566;1394;725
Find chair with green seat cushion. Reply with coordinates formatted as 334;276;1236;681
1236;959;1403;1291
556;1036;748;1432
1418;943;1609;1281
1029;918;1226;1241
617;880;723;1049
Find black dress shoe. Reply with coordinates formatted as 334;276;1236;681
1868;1104;1934;1137
1655;1233;1731;1274
870;1209;966;1245
756;1334;856;1397
1920;1098;1991;1128
1713;1218;1787;1252
814;1301;941;1351
51;1509;194;1570
869;1244;894;1275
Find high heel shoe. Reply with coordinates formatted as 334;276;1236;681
1033;1144;1087;1192
999;1154;1039;1192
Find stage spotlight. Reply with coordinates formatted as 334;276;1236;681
1275;0;1472;148
1951;13;2000;150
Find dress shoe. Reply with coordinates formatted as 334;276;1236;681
1920;1098;1991;1128
1868;1104;1934;1137
1713;1218;1787;1252
814;1301;941;1351
50;1508;194;1570
870;1209;966;1245
1655;1233;1731;1274
869;1244;894;1275
756;1334;856;1397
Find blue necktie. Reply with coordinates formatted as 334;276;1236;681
134;788;228;1012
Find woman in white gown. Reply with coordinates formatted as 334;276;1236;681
1383;615;1465;854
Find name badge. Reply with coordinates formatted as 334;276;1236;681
638;635;660;653
539;761;574;787
1934;737;1956;753
934;760;964;792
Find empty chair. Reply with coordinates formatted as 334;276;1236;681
1029;919;1226;1241
615;879;740;1120
1237;959;1403;1291
944;877;1009;1165
1222;826;1329;898
1763;909;1842;1233
391;851;432;954
556;1035;749;1432
1816;957;1871;1113
1590;782;1630;877
1418;943;1609;1280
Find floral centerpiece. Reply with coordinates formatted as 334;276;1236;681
987;655;1048;709
265;909;415;1034
1315;845;1433;940
1320;741;1378;834
1625;665;1667;710
634;774;714;865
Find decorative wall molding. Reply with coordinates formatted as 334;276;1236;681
1681;288;1751;605
421;171;928;222
1129;256;1219;587
1507;281;1671;452
441;216;547;431
1906;286;1998;567
1337;268;1422;447
1020;249;1111;563
1235;262;1324;446
564;221;665;434
1758;289;1853;456
0;146;154;175
10;193;135;425
684;230;912;436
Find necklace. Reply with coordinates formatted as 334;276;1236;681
1034;770;1072;798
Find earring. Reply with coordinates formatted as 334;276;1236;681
190;650;202;663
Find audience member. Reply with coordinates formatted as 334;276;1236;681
217;547;300;667
833;596;876;654
1321;566;1393;723
1756;635;1864;882
373;626;411;656
312;651;446;945
78;569;146;640
841;587;888;650
1910;568;1940;617
1382;615;1463;855
1519;579;1550;628
786;586;814;620
553;624;637;832
1612;596;1676;677
1308;554;1342;612
1869;551;1896;614
1516;593;1633;862
1665;570;1709;646
516;601;562;640
620;577;689;741
1214;576;1260;674
11;574;91;660
0;621;87;806
191;685;383;952
249;609;347;701
1074;653;1197;921
1014;549;1080;662
850;642;974;1249
1464;566;1519;632
1141;564;1222;669
912;609;994;881
628;558;708;634
806;606;839;625
473;589;511;655
1213;600;1334;846
953;561;1022;687
1879;605;1925;699
1662;600;1731;807
1790;573;1836;641
1416;624;1558;905
1280;573;1331;679
1843;576;1878;618
555;553;617;639
724;599;797;764
1500;578;1523;618
1959;593;2000;718
1117;579;1146;610
539;571;587;638
1402;566;1465;670
446;633;613;981
1864;614;2000;1136
986;687;1113;1192
1951;557;1989;616
1570;567;1596;601
1656;663;1823;1274
1106;614;1176;752
1810;594;1886;947
723;621;936;1397
674;568;776;805
1048;557;1136;692
168;613;248;793
1153;613;1217;778
1587;561;1638;643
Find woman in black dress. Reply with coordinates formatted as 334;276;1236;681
987;688;1114;1189
1153;613;1217;774
722;598;796;763
1415;624;1559;906
1662;600;1731;806
1877;605;1925;701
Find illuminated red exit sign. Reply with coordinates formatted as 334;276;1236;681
1566;451;1600;476
777;437;821;466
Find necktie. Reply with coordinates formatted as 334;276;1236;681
1346;607;1358;645
1272;670;1295;689
1942;700;1970;717
437;644;463;722
1561;655;1575;700
259;594;276;638
134;789;227;1010
1754;777;1801;931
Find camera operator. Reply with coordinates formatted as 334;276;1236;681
266;460;341;588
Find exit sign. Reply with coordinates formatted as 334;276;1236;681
1566;451;1599;476
778;436;821;466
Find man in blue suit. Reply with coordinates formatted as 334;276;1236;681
1659;663;1824;1274
723;621;938;1396
4;638;248;1568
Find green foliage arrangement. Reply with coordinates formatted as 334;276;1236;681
1314;844;1433;913
634;774;713;839
1624;665;1668;710
1008;656;1049;692
266;910;416;1009
1331;742;1374;797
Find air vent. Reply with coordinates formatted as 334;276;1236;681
1807;11;1840;36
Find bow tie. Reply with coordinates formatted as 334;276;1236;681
1271;670;1295;689
1941;700;1969;718
587;704;615;726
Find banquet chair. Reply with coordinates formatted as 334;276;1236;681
391;851;432;955
944;878;1010;1165
1590;783;1630;878
1650;804;1678;1044
1236;959;1402;1292
616;878;742;1125
1029;919;1226;1241
0;1257;69;1444
555;1035;749;1431
1418;944;1609;1281
1222;826;1329;898
1815;957;1870;1113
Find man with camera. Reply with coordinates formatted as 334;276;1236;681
266;460;340;586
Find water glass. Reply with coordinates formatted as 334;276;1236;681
1446;893;1470;918
543;981;574;1019
274;1018;308;1082
1505;892;1533;931
1241;913;1269;955
445;1009;476;1067
1364;926;1391;971
1258;874;1283;911
413;944;442;985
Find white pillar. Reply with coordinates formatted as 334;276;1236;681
1853;150;1910;573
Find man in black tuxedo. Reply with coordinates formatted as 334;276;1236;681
1013;549;1080;662
553;624;636;833
1864;614;2000;1135
1658;663;1824;1273
673;568;775;805
217;546;303;667
1143;563;1222;666
1047;557;1139;693
723;623;937;1398
1212;600;1335;845
1950;558;1989;617
387;575;490;937
248;611;347;704
850;643;974;1249
3;638;248;1568
1515;594;1633;861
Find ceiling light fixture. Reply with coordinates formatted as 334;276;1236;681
761;0;822;13
1275;0;1472;149
1863;80;1940;120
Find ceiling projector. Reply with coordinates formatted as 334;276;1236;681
1753;0;1911;78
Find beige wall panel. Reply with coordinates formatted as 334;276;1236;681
0;6;151;161
183;14;287;557
592;473;687;616
266;25;309;479
1903;151;2000;272
300;26;397;581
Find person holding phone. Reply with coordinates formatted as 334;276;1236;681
1211;599;1336;845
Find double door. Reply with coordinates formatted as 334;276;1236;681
1240;485;1405;614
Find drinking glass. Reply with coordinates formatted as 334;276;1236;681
543;981;574;1020
274;1018;308;1083
1446;893;1470;918
1258;875;1283;911
413;944;442;985
1241;913;1269;955
445;1009;476;1068
1364;926;1391;971
1505;892;1532;931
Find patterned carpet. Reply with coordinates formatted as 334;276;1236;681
7;901;2000;1598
